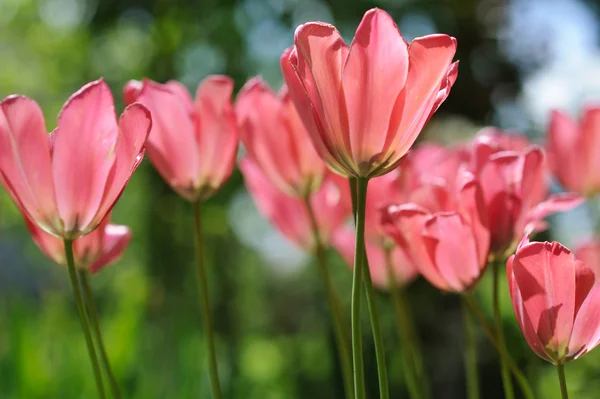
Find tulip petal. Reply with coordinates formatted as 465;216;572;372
507;255;553;362
547;110;584;192
422;213;484;291
581;107;600;191
385;34;457;164
458;177;490;267
195;75;238;198
89;224;132;274
511;241;576;361
523;192;584;234
294;22;353;173
95;103;151;223
131;80;199;197
569;281;600;360
0;96;58;233
342;9;409;171
52;80;119;235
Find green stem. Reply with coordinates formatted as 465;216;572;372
556;364;569;399
462;296;480;399
64;239;106;399
192;201;222;399
79;270;122;399
351;177;367;399
303;196;354;399
492;260;515;399
363;257;389;399
386;250;428;399
462;295;535;399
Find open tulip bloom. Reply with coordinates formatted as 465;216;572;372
508;237;600;397
0;78;151;397
280;8;459;397
123;75;240;399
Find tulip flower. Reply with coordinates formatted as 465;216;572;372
240;157;350;252
473;141;583;254
547;106;600;196
0;79;151;240
382;173;490;292
236;77;326;197
507;238;600;398
0;79;150;397
281;8;458;179
25;216;131;274
123;75;238;202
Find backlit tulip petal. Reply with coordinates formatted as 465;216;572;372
547;106;600;195
89;224;132;274
52;80;119;234
0;96;59;233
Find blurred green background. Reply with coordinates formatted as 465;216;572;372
1;0;600;397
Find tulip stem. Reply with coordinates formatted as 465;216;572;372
386;249;429;399
192;200;222;399
556;364;569;399
79;270;122;399
492;260;515;399
462;296;480;399
350;177;368;399
363;250;390;399
64;239;106;399
303;196;354;399
462;295;535;399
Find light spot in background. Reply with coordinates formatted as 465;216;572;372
176;43;226;88
0;0;21;26
38;0;96;31
228;189;308;277
91;20;154;79
397;10;437;42
498;0;598;72
247;19;291;61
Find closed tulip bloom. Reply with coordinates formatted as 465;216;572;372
507;239;600;364
236;78;326;197
240;157;350;252
281;8;458;178
547;106;600;196
26;216;131;274
0;79;151;239
332;227;418;289
381;174;490;292
123;76;238;202
472;138;583;254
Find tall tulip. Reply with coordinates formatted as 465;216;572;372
508;238;600;398
0;79;151;397
282;9;458;397
547;106;600;196
123;76;239;399
236;78;326;197
123;75;238;202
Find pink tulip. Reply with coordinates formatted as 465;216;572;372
381;173;490;292
0;79;151;239
507;238;600;364
332;227;418;289
236;77;326;197
547;106;600;196
239;157;350;252
123;76;238;202
281;8;458;178
25;216;131;274
574;238;600;275
473;142;583;254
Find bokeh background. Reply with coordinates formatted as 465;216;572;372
1;0;600;398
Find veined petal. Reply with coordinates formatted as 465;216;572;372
342;8;409;172
52;79;118;236
0;96;58;233
89;224;132;274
